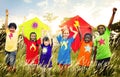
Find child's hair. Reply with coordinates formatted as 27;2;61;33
30;32;37;41
8;23;17;29
43;36;49;42
84;33;92;40
97;24;106;30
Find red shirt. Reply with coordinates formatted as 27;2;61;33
24;37;41;64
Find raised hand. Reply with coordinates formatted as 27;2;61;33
6;9;9;16
113;7;117;13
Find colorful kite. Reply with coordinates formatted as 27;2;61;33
60;15;93;53
19;17;50;40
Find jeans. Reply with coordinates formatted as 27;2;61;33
5;50;17;66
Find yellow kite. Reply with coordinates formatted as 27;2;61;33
19;17;50;40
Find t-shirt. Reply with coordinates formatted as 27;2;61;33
39;44;53;67
94;28;111;60
77;40;93;66
5;29;19;52
24;37;41;64
57;35;74;65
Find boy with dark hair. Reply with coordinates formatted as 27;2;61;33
93;8;117;75
4;9;19;72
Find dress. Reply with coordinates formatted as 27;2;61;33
39;44;53;67
57;35;74;65
24;37;41;64
77;40;93;67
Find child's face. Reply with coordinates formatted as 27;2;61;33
44;40;50;46
9;26;15;33
30;34;36;41
84;35;91;43
97;26;106;35
63;30;69;39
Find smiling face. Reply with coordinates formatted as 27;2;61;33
44;40;50;46
62;29;69;39
97;25;106;35
30;32;36;41
43;36;50;46
84;34;92;43
9;26;16;33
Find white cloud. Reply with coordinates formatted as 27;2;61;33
71;0;120;27
37;0;48;7
53;0;68;4
24;0;32;3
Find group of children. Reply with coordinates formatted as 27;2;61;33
4;7;117;76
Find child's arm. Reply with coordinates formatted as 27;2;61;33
77;26;82;40
69;27;78;39
50;38;53;46
5;9;9;29
108;7;117;30
93;46;97;63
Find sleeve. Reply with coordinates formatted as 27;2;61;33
105;28;111;35
69;37;74;44
94;38;97;47
57;35;62;43
41;44;44;48
6;28;9;33
24;37;29;44
37;38;41;45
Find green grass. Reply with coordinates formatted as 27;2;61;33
0;44;120;77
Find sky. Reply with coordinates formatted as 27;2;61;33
0;0;120;34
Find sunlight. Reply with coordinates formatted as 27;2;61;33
49;19;61;35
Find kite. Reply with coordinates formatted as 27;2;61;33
19;17;50;40
60;15;93;53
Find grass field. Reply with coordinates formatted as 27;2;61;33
0;41;120;77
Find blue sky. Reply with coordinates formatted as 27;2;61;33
0;0;120;33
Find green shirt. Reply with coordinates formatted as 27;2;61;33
94;28;111;60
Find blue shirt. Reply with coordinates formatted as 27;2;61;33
57;35;74;64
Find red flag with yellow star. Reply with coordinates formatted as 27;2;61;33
60;15;92;53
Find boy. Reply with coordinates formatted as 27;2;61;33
93;8;117;75
4;9;19;72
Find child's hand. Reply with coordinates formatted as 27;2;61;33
69;27;74;32
113;7;117;13
6;9;9;16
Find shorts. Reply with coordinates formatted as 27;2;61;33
95;57;110;74
5;50;17;66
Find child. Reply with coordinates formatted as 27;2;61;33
4;9;19;72
23;32;41;73
39;36;53;77
93;8;117;75
77;33;93;73
57;27;78;74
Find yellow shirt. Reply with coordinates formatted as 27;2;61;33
5;29;19;52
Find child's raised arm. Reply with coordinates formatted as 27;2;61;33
77;26;82;40
5;9;9;29
69;27;78;39
108;7;117;30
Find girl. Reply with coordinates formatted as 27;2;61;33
39;36;53;77
57;27;77;74
23;32;41;73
